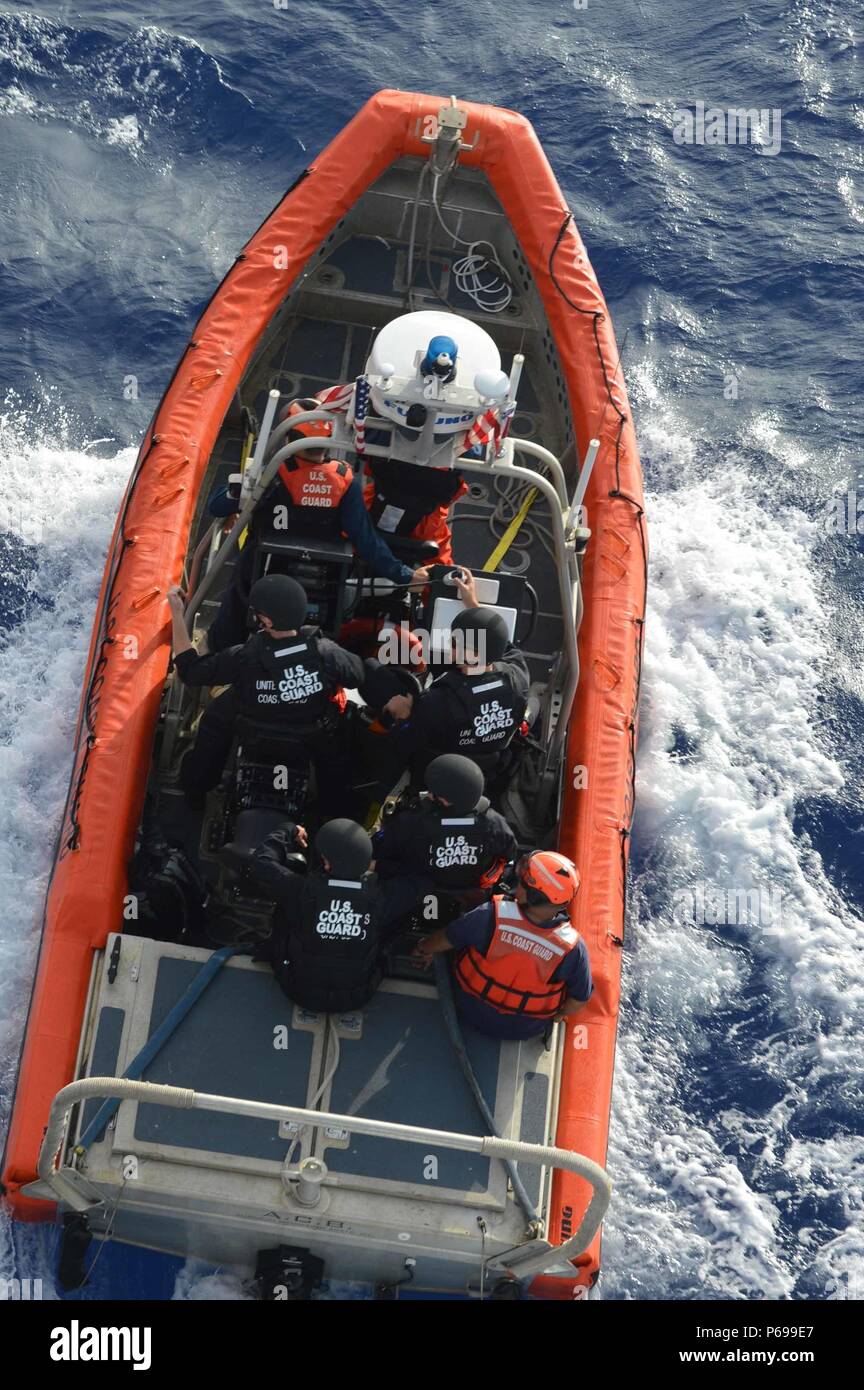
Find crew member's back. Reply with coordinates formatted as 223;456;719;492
382;577;530;790
253;819;431;1013
373;754;516;908
415;850;592;1040
167;573;364;815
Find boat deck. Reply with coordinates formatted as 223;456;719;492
69;934;562;1282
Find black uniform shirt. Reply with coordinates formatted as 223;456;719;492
174;629;365;694
251;824;434;960
373;798;517;886
386;644;530;767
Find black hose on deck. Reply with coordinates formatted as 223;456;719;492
433;955;540;1229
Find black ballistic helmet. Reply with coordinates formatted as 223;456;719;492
361;658;422;709
450;607;508;665
249;574;308;630
425;754;484;814
315;819;373;879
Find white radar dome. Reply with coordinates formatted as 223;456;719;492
366;310;503;436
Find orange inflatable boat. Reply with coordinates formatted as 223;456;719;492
2;90;645;1301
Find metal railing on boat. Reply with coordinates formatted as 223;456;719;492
39;1076;612;1280
182;405;594;780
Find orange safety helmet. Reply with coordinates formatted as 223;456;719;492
518;850;581;907
283;397;334;453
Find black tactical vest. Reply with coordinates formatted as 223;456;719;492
431;670;526;758
366;458;465;535
236;629;335;725
279;872;382;1013
421;806;498;889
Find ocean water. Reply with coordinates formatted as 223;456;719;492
1;0;862;1301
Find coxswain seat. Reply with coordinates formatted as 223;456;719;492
376;535;440;566
219;808;300;872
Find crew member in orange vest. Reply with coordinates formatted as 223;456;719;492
415;850;592;1039
207;399;428;650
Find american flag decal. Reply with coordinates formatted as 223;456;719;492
352;374;370;458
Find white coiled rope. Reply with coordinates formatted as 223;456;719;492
431;173;514;315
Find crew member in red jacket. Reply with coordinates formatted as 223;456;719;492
207;400;428;650
362;457;467;565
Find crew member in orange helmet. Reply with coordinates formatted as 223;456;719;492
415;850;592;1040
206;399;428;651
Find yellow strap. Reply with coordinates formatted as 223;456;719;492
363;802;382;833
483;488;538;571
240;431;254;473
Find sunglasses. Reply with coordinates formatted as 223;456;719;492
518;877;553;909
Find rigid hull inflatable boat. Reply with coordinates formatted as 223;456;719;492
2;92;647;1300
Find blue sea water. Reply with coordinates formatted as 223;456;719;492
0;0;862;1301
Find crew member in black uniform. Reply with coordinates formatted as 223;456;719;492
251;818;432;1013
373;754;517;911
381;570;530;791
167;574;364;815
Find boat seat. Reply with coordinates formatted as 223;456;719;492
232;719;312;821
251;535;355;634
376;535;440;565
219;807;304;872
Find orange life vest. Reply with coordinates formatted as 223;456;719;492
278;457;352;510
454;895;580;1018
